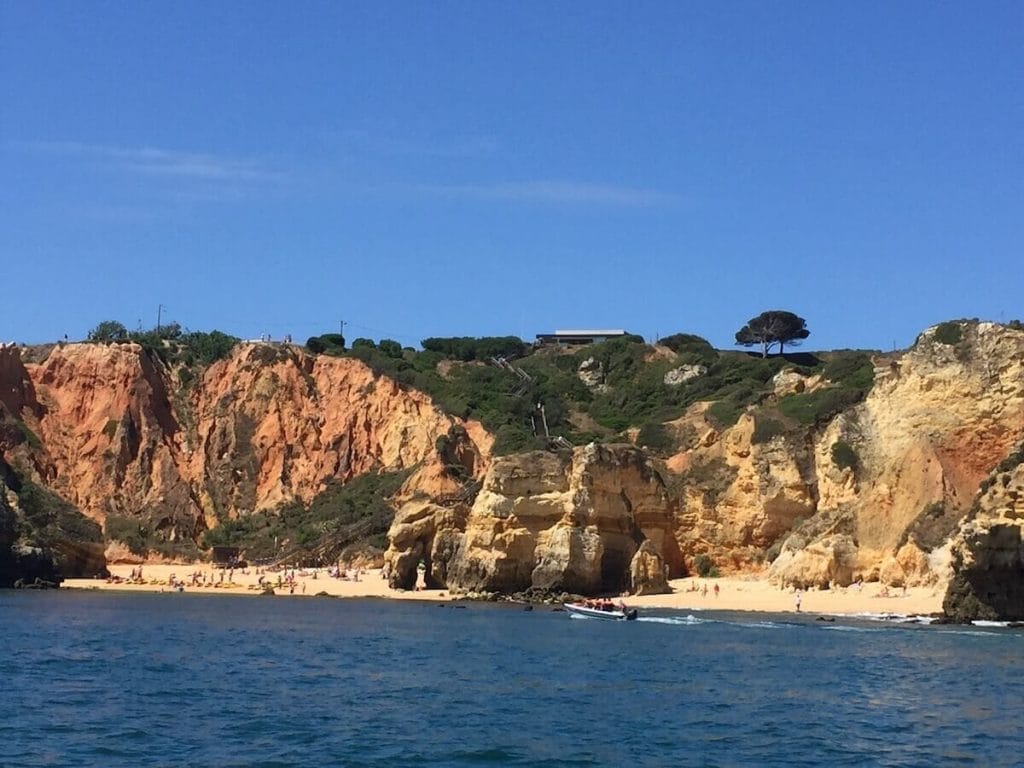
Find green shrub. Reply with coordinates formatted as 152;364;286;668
378;339;403;358
16;481;102;549
306;333;345;354
706;399;744;428
830;440;859;471
637;422;674;454
823;352;875;392
694;554;716;577
933;322;963;345
14;420;42;450
181;330;239;365
87;320;128;342
659;333;715;359
202;469;412;563
421;336;528;361
778;387;863;425
751;416;785;444
104;515;149;555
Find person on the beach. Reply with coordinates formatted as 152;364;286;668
415;560;426;591
713;584;720;598
795;589;802;612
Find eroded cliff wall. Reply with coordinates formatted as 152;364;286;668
4;321;1022;609
384;322;1024;601
386;443;680;595
0;342;490;548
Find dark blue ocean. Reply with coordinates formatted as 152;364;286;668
2;592;1021;767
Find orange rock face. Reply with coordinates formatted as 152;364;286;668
1;342;490;542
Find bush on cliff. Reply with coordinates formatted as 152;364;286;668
778;386;864;426
822;351;875;392
932;321;964;345
830;440;859;471
421;336;529;361
84;319;239;367
17;481;102;549
306;333;345;354
202;469;411;563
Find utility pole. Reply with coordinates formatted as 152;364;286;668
339;319;346;347
157;304;166;335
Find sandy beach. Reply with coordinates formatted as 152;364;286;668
63;565;945;617
627;576;944;617
62;563;451;602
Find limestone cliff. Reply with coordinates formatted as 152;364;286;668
4;320;1023;610
942;454;1024;621
386;443;680;595
772;322;1024;589
621;321;1023;598
0;341;490;557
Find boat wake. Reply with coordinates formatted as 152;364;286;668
636;615;706;626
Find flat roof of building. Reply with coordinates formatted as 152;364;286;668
549;329;627;336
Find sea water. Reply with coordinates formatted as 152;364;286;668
2;591;1022;767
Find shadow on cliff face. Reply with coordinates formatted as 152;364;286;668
944;525;1024;622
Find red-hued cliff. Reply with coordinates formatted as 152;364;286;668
0;342;490;545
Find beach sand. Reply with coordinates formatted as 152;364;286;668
627;576;944;617
62;563;450;602
63;565;945;617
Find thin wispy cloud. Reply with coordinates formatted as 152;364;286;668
409;180;680;206
21;141;283;185
333;129;499;159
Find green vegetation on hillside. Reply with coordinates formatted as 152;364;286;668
932;321;964;345
16;480;103;550
304;330;877;454
202;469;411;564
830;440;859;471
86;319;239;367
778;351;875;425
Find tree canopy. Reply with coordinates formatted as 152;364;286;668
735;311;810;357
87;320;128;342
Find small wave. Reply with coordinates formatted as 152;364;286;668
637;615;707;626
941;629;1012;638
819;624;881;633
839;612;937;625
971;620;1014;628
736;621;787;630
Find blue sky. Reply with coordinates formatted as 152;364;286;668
2;2;1021;351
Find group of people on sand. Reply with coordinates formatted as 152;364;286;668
685;581;721;598
328;565;364;582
